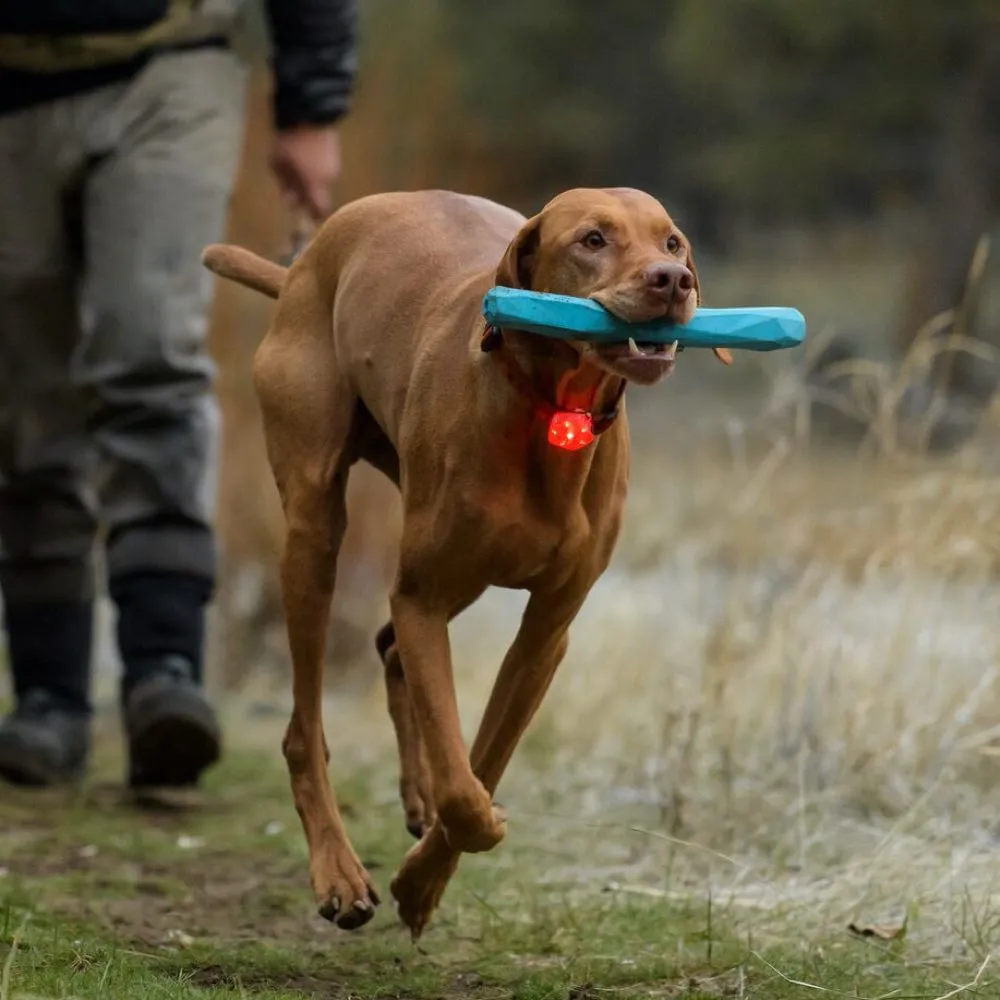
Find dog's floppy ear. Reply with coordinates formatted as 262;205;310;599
496;215;542;290
686;242;732;366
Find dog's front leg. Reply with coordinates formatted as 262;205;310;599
389;592;507;855
391;583;586;937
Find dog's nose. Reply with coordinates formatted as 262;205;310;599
643;262;693;301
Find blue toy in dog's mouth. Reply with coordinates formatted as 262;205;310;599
480;286;806;452
482;286;805;352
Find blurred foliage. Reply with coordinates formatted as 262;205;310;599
237;1;998;241
439;0;999;241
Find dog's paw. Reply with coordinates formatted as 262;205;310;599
312;853;381;931
390;828;459;939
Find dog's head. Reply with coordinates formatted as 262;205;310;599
496;187;731;385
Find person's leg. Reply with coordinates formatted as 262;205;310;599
0;104;95;785
79;47;246;787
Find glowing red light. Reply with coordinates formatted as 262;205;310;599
547;411;595;451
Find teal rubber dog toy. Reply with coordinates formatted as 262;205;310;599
482;286;805;353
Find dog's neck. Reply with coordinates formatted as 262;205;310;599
483;326;626;434
476;322;629;520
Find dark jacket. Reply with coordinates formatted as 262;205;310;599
0;0;358;127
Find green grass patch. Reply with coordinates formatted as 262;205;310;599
0;735;992;999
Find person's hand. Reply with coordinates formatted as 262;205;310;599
270;125;342;223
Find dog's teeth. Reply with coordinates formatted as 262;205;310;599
664;339;679;361
628;336;641;356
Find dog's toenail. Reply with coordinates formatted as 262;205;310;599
337;901;374;931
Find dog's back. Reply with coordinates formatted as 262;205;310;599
319;190;523;309
311;190;525;443
325;189;524;272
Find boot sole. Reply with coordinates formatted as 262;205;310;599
127;688;222;789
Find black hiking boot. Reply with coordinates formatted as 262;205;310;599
111;570;221;789
0;689;90;787
123;654;222;789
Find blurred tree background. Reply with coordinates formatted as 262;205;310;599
441;0;999;358
235;0;1000;379
207;0;1000;687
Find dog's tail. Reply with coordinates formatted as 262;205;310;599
201;243;287;300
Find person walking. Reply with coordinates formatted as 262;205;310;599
0;0;358;788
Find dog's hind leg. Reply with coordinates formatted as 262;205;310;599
351;411;438;842
377;622;433;839
376;587;483;841
253;267;379;931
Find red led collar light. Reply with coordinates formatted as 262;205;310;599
481;323;624;451
546;411;595;451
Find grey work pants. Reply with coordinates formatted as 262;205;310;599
0;47;246;605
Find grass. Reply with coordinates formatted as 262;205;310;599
1;729;995;1000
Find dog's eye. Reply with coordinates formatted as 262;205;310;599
666;235;681;253
582;230;607;250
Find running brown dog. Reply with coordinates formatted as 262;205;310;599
201;187;731;938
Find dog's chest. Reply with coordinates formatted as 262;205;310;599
458;486;594;588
